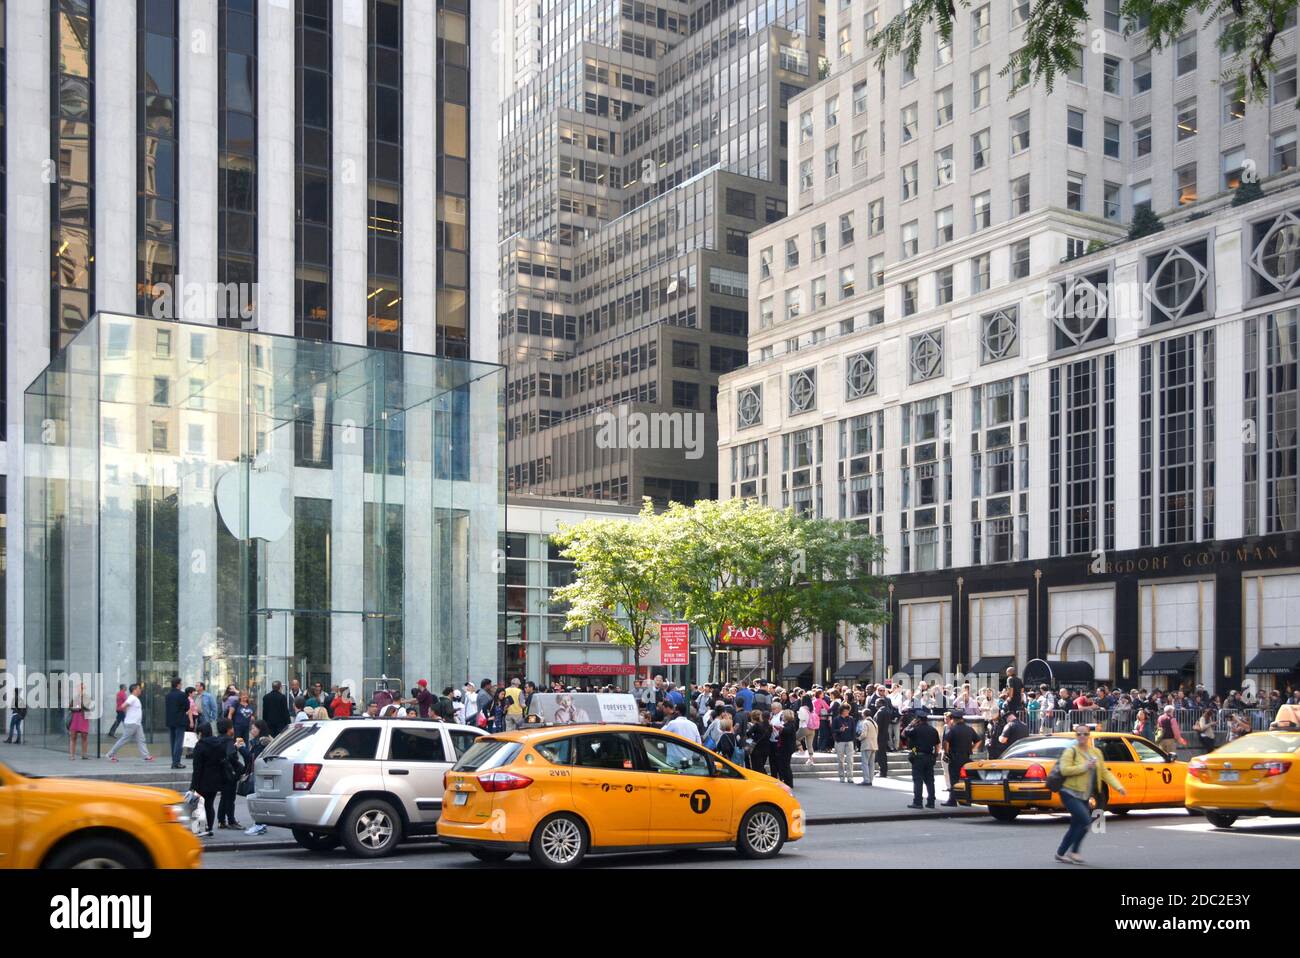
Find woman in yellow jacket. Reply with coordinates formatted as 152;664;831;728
1055;724;1126;864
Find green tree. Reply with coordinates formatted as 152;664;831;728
657;498;777;679
746;514;889;680
549;500;668;662
872;0;1297;106
1128;204;1166;240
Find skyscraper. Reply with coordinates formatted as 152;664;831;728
6;0;505;745
498;0;826;506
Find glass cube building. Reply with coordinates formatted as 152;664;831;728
22;313;503;749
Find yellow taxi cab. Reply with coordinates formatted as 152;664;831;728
1186;728;1300;828
436;724;804;867
0;760;201;868
950;731;1188;821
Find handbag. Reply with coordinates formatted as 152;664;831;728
1046;746;1073;793
183;730;198;751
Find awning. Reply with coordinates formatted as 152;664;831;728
896;659;941;678
781;662;813;685
971;656;1015;676
833;660;873;680
1140;651;1198;676
1023;660;1095;687
1245;648;1300;674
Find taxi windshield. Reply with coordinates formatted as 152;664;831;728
1214;732;1300;755
1001;737;1073;760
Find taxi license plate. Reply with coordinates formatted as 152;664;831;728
980;770;1007;782
971;784;1005;802
1218;770;1240;782
453;791;469;805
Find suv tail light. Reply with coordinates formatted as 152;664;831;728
1251;761;1292;777
1023;763;1046;781
293;763;323;791
477;771;533;793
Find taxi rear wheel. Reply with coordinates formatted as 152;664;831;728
292;828;341;852
341;799;404;858
529;813;588;868
736;805;786;859
1205;812;1237;829
987;807;1019;822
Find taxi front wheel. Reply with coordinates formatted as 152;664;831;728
736;805;786;859
44;836;148;869
529;813;589;868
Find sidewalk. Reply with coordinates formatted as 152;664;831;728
1;740;981;853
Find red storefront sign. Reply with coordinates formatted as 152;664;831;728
547;663;638;676
659;623;690;665
720;623;772;647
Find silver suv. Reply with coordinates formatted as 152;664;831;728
248;718;483;858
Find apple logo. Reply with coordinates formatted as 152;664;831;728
214;463;293;542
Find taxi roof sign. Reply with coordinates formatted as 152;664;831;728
526;692;641;727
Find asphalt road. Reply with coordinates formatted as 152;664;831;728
200;810;1300;869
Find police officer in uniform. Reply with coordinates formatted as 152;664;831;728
903;712;940;809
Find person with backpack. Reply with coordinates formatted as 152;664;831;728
746;708;772;775
713;715;742;765
1052;725;1126;864
1154;704;1187;755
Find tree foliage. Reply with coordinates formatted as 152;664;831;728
872;0;1298;106
551;498;890;681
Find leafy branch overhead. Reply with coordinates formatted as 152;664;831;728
872;0;1298;105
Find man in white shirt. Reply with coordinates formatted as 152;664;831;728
661;702;702;768
106;683;153;762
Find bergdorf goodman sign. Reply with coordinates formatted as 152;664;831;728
1085;544;1282;576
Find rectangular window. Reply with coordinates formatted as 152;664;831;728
1223;147;1246;190
853;81;869;115
971;4;990;45
935;146;954;187
935;205;954;245
840;212;855;246
902;220;919;258
1103;118;1120;158
1176;99;1198;141
1176;33;1197;75
1103;55;1121;95
1176;164;1197;205
901;102;918;142
785;237;799;268
1132;181;1152;212
839;266;855;300
972;128;990;170
902;279;918;316
1011;238;1031;279
868;253;884;288
1104;181;1122;221
971;253;990;293
868;198;884;234
901;161;918;201
935;85;954;126
1067;108;1085;148
1010;174;1030;216
1134;54;1152;93
1275;59;1298;105
972;191;991;231
852;130;869;167
825;94;840;128
811;223;827;258
825;145;839;178
1010;111;1030;153
935;266;953;305
1067;173;1084;211
1273;129;1297;174
1224;82;1247;122
800;109;814;143
1135;121;1152;157
972;67;990;109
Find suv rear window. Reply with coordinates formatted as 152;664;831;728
325;727;382;760
261;723;320;758
452;739;522;772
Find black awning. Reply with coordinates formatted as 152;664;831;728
971;656;1015;676
1023;660;1095;687
896;659;941;678
833;660;873;680
781;662;813;684
1140;651;1198;675
1245;648;1300;675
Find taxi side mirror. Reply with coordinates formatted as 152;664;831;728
1164;751;1176;763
